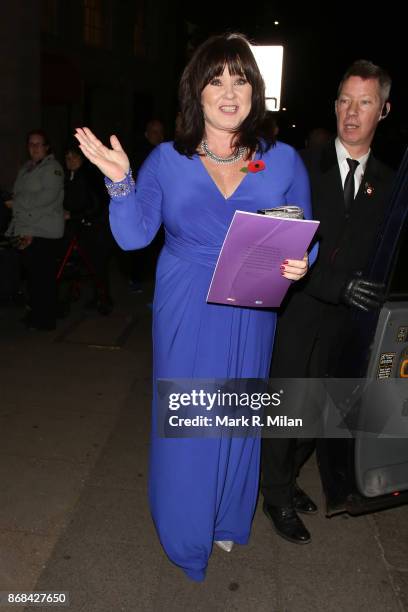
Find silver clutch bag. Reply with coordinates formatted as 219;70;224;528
257;206;304;219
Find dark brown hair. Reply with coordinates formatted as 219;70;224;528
26;129;50;147
64;140;84;158
337;60;392;105
174;33;273;158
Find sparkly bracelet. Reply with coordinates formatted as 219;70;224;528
104;169;135;198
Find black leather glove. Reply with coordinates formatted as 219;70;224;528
341;274;385;312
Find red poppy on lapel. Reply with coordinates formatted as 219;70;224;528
240;160;266;174
364;182;374;196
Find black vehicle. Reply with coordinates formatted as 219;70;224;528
317;148;408;516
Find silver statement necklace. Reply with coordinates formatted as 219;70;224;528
201;140;246;165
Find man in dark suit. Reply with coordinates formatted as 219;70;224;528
262;60;395;544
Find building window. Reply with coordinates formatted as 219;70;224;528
134;3;145;56
84;0;104;47
41;0;58;35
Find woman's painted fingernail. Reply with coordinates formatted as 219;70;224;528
280;265;285;270
283;260;289;264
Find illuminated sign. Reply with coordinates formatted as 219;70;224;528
250;45;284;111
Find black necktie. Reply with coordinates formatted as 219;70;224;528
343;158;359;212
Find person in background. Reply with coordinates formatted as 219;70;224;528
0;189;21;304
6;129;64;330
132;118;165;171
128;118;165;293
75;32;313;580
262;60;395;545
0;189;13;235
62;144;114;315
304;126;332;149
63;146;101;230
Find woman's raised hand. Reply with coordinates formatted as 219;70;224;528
74;128;130;182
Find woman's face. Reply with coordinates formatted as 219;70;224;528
27;134;49;163
201;65;252;134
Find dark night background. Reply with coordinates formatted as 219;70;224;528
1;2;406;190
180;4;406;166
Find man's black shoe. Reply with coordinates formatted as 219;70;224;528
293;483;318;514
263;502;311;544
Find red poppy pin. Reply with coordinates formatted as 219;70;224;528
364;182;374;196
240;160;266;174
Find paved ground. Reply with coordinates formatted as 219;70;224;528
0;267;407;612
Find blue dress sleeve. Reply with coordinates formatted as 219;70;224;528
286;150;318;266
107;146;163;250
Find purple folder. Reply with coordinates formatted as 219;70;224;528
207;211;319;308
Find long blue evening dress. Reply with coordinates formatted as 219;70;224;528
108;141;314;581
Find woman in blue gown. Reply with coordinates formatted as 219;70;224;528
75;33;314;581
